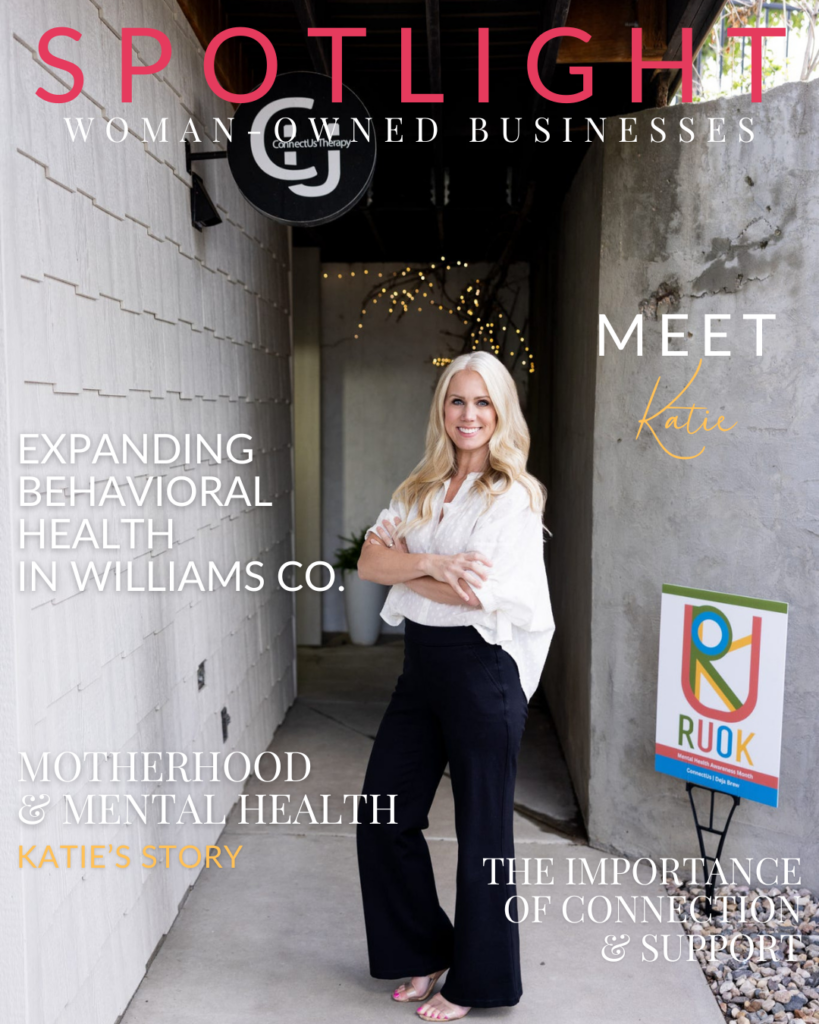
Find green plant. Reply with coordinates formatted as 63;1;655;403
333;527;371;573
690;1;819;103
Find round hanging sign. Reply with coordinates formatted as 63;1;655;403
227;72;377;227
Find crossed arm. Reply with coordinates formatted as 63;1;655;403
356;515;492;608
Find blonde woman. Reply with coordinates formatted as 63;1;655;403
356;351;555;1021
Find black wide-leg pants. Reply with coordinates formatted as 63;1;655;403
356;619;529;1008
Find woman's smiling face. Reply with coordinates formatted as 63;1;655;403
443;369;497;457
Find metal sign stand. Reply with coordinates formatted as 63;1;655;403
686;782;741;915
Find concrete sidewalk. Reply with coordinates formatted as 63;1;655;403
120;640;723;1024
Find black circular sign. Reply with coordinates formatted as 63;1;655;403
227;72;377;227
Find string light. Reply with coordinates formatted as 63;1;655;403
317;263;532;373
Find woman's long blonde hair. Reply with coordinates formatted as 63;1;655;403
391;351;546;539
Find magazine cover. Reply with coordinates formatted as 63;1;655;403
3;2;817;1023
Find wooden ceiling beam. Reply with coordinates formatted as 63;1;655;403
556;0;666;63
666;0;726;61
426;0;443;94
290;0;332;76
664;0;726;100
425;0;446;252
537;0;572;83
518;1;571;242
176;0;250;95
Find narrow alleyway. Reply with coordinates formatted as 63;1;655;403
119;642;723;1024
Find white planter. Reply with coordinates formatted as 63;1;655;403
342;571;388;645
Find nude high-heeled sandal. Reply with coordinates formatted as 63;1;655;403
392;968;448;1003
416;1005;471;1021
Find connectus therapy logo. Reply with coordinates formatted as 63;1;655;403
227;71;376;227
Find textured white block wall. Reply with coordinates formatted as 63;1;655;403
0;2;295;1022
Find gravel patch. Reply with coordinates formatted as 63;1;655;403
665;880;819;1024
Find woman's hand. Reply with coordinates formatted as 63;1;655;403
368;516;408;553
424;551;493;602
359;517;490;601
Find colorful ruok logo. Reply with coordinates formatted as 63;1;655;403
681;604;761;722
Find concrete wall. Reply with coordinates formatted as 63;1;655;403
568;83;819;886
0;3;295;1023
537;144;604;824
319;262;529;634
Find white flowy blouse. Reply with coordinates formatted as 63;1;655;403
365;472;555;702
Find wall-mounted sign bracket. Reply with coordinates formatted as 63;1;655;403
185;140;226;231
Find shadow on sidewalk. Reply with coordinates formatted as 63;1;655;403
117;638;723;1024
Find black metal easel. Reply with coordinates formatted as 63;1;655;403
686;782;741;914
